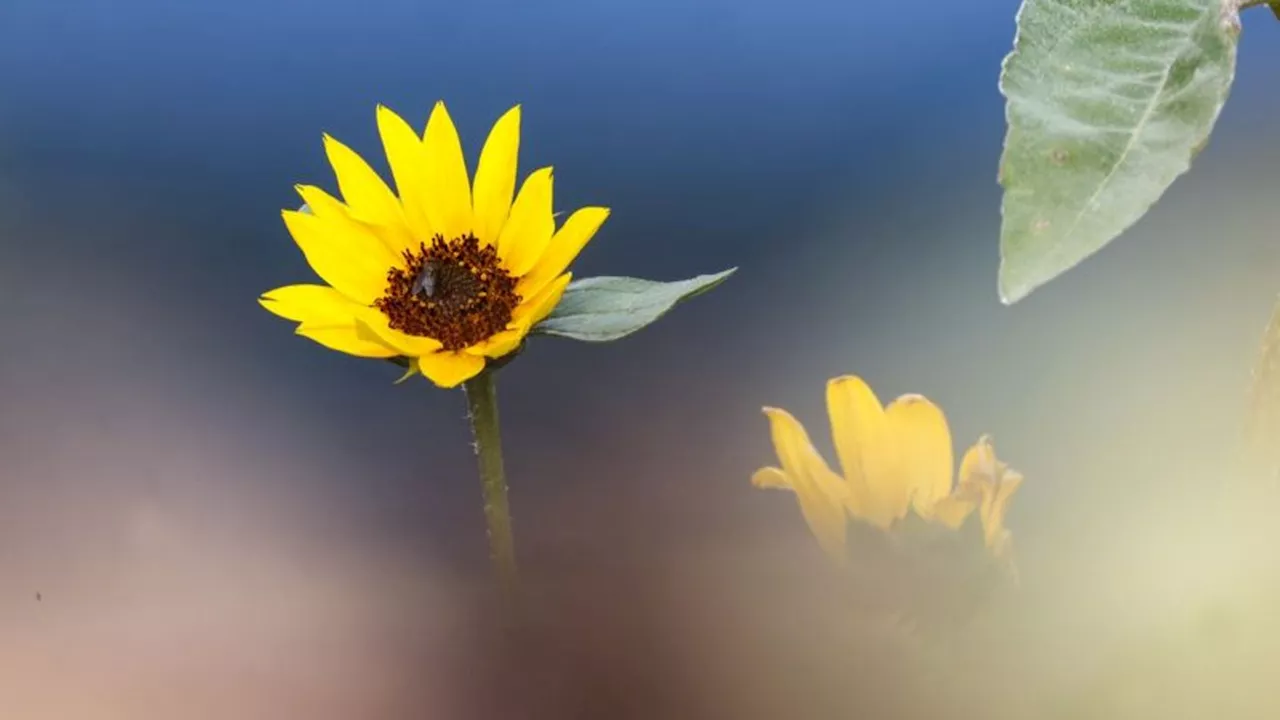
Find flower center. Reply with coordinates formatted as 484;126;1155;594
374;233;520;352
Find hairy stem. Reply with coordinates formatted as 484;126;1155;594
463;369;520;615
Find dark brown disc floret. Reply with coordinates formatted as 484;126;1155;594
374;233;521;352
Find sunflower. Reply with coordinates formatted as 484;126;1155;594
753;375;1022;562
260;101;610;388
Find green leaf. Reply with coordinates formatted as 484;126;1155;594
392;362;418;385
532;269;736;342
997;0;1240;304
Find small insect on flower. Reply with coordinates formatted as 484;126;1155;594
412;261;441;299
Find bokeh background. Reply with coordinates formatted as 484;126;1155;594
2;1;1279;717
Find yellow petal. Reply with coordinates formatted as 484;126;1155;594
472;105;521;246
761;407;846;498
296;184;409;256
993;471;1023;513
464;325;529;359
930;495;977;530
259;285;398;359
295;322;399;358
518;207;610;298
295;183;348;220
761;407;850;561
957;435;998;497
469;273;571;358
795;481;849;564
959;437;1023;554
351;309;444;357
497;167;555;276
376;104;435;242
322;133;407;236
840;482;875;526
825;375;889;525
281;210;394;304
885;394;953;521
259;284;361;324
751;466;792;490
422;101;472;240
511;272;571;328
982;471;1023;551
416;351;485;388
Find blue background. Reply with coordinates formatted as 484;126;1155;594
1;1;1278;717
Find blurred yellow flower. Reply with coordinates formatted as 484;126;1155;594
754;406;854;561
753;375;1023;561
260;101;610;388
958;435;1024;558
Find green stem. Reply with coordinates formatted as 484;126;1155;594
463;369;520;613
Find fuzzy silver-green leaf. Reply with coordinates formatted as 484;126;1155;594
533;269;736;342
997;0;1240;304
